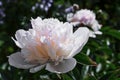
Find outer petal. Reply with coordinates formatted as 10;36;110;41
11;37;23;48
94;31;102;35
67;13;74;22
13;29;36;48
8;52;36;69
30;65;45;73
31;17;43;29
15;29;27;39
89;31;102;38
91;20;102;31
13;29;27;48
89;30;96;38
66;27;90;58
45;58;76;73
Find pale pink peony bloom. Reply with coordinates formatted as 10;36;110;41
67;9;102;38
8;17;90;73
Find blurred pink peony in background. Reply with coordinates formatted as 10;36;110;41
67;9;102;38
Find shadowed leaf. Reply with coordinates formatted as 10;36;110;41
75;53;97;66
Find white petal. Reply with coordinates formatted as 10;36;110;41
21;47;48;64
30;65;45;73
66;27;90;58
8;52;36;69
14;29;36;48
67;13;74;22
15;29;28;48
53;22;73;42
44;39;56;60
46;58;76;73
94;31;102;35
63;22;73;36
70;22;80;26
13;29;27;48
91;20;102;31
89;30;102;38
31;17;42;29
89;31;96;38
11;37;23;48
15;29;26;39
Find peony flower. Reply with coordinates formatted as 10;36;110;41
8;17;90;73
67;9;102;38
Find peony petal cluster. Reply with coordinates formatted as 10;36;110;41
8;17;90;73
67;9;102;38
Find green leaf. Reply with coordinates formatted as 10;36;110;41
84;74;97;80
75;53;97;66
72;68;81;80
62;74;73;80
99;69;120;80
101;27;120;40
55;0;65;5
0;40;4;46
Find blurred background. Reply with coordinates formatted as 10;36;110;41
0;0;120;80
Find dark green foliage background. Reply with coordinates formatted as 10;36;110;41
0;0;120;80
